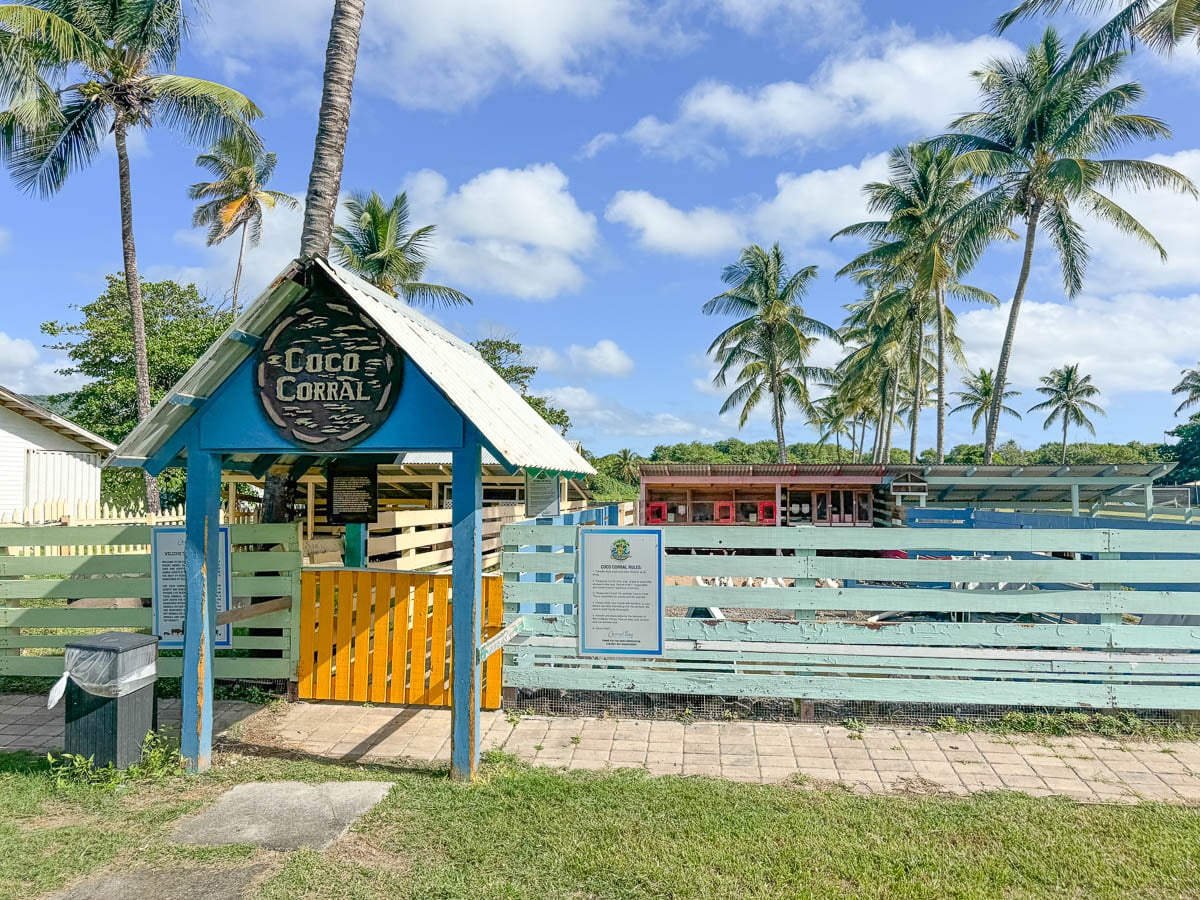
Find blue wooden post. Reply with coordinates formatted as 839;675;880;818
182;450;222;772
451;433;483;781
344;523;367;567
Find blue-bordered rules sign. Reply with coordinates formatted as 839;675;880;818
578;527;665;657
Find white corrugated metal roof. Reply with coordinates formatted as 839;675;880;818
0;384;115;455
110;258;594;478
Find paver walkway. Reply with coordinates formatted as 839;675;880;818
6;694;1200;804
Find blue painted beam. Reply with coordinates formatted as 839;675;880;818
451;434;483;782
181;451;222;773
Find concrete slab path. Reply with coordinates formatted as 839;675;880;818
6;694;1200;804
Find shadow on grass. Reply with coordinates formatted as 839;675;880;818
0;750;52;776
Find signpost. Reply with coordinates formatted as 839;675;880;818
255;298;404;451
525;472;561;519
578;527;665;657
326;460;379;525
152;526;232;649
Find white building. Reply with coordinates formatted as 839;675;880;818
0;384;114;516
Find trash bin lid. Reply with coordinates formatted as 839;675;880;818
66;632;159;653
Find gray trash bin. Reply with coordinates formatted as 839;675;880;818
62;632;159;768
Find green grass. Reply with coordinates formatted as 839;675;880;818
3;749;1200;899
935;710;1200;742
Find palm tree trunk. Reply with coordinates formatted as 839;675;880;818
114;121;160;514
935;285;948;464
885;369;900;462
773;389;787;464
1062;417;1069;466
910;324;922;462
300;0;366;259
231;220;249;317
873;383;887;463
986;204;1041;463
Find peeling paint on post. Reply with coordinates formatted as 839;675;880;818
451;433;483;781
182;450;222;772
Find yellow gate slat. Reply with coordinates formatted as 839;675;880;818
427;576;450;706
407;575;430;704
351;570;373;702
297;570;318;697
313;571;335;700
387;575;411;703
369;572;391;704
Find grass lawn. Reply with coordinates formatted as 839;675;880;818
2;749;1200;899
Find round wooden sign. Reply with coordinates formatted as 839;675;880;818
255;299;403;450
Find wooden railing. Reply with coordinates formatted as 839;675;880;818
500;524;1200;710
0;522;302;679
296;570;503;708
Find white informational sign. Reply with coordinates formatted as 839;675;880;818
578;527;665;657
152;526;232;649
525;473;561;519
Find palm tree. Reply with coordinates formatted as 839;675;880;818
1173;363;1200;416
704;243;838;463
300;0;365;258
1029;364;1105;464
189;135;297;316
613;449;641;483
997;1;1200;57
834;142;1010;463
941;27;1196;463
812;394;853;460
951;368;1023;437
0;1;261;511
331;191;472;306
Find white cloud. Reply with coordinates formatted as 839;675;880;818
605;153;888;258
199;0;685;112
623;32;1016;162
708;0;860;35
606;191;747;257
578;132;619;159
532;339;634;377
405;164;597;300
0;332;85;395
545;384;721;440
1082;149;1200;294
956;292;1200;396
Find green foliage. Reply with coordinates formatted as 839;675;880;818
41;275;230;507
937;710;1200;741
48;730;183;789
1164;415;1200;484
934;441;1165;467
472;337;571;436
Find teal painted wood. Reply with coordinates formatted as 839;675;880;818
517;614;1200;650
0;550;301;578
503;581;1200;615
0;633;290;651
0;608;291;629
801;557;1200;584
451;436;484;782
501;524;1200;555
0;521;297;549
0;574;295;601
0;655;293;679
500;666;1200;709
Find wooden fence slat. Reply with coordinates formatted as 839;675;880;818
297;573;318;698
427;575;450;706
351;571;373;702
312;572;335;700
407;575;431;704
483;576;504;710
388;574;412;703
369;572;391;704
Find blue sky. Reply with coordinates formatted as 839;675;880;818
2;0;1199;455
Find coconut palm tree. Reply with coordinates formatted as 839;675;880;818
951;368;1023;437
704;243;838;463
833;142;1011;463
331;191;472;306
940;27;1195;463
189;135;297;315
997;1;1200;57
0;1;262;511
613;449;641;483
1029;364;1105;464
812;394;854;460
300;0;364;259
1173;363;1200;416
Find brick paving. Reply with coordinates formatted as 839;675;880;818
7;694;1200;803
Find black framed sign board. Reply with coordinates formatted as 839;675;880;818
326;461;379;524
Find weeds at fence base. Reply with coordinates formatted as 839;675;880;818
48;730;184;790
934;711;1200;741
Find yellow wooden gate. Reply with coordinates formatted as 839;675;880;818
296;570;503;708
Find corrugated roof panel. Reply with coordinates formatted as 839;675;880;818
110;259;594;478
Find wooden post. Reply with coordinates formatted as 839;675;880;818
345;523;367;568
1071;484;1080;518
451;434;483;781
182;450;222;773
306;482;315;538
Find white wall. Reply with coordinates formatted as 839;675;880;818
0;405;103;512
